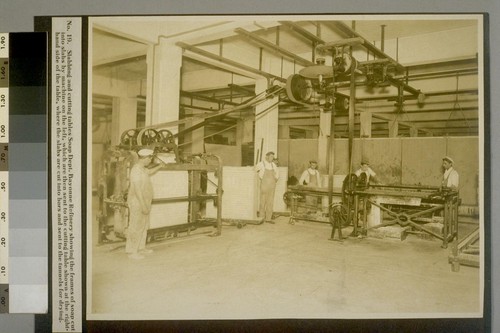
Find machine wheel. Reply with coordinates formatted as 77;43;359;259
137;128;160;146
342;173;358;204
120;128;139;146
283;191;293;206
158;129;175;144
330;204;350;227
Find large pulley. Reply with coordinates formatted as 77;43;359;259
119;127;179;162
342;173;358;204
120;129;140;147
285;74;314;104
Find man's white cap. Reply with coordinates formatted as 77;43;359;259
138;148;154;158
443;156;454;164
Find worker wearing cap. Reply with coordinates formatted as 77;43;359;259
299;160;321;187
299;160;321;211
256;151;279;224
355;158;379;185
125;148;165;259
442;156;459;189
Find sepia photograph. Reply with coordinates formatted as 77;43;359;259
85;14;484;320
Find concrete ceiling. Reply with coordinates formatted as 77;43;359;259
91;17;480;137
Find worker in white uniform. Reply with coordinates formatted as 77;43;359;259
299;160;321;211
256;151;279;224
355;158;379;185
126;148;164;259
442;156;459;189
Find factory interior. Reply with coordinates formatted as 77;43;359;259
88;16;483;319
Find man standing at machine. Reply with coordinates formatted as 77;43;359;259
355;158;379;185
126;148;165;259
299;160;322;212
442;156;459;189
256;151;279;224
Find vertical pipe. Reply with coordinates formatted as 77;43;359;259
216;160;223;236
380;25;386;53
259;47;263;71
312;41;316;63
219;38;223;57
280;56;283;78
276;26;280;46
354;194;359;234
328;52;336;208
230;74;233;103
348;58;356;176
396;37;399;62
328;106;335;207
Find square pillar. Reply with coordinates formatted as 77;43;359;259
183;119;204;154
147;40;183;135
360;112;372;138
389;120;399;137
318;109;331;174
236;116;254;145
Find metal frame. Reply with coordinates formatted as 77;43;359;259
352;184;460;248
285;185;343;225
97;150;224;245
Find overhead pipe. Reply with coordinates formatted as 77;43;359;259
324;21;405;73
234;27;313;67
176;42;286;82
278;21;325;44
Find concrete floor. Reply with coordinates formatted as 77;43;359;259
89;217;481;320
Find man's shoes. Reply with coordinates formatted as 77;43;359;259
265;220;275;224
128;253;145;260
258;219;265;225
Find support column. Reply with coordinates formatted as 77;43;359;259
254;78;278;163
183;119;204;154
147;39;183;133
360;112;372;138
236;116;254;145
318;110;331;174
111;97;137;146
389;120;399;137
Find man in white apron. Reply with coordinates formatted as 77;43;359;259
126;148;164;259
256;152;279;224
299;160;321;211
442;156;459;189
355;158;379;185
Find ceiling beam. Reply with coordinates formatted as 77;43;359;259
278;21;325;44
93;53;146;69
234;28;314;67
180;90;240;106
356;89;478;102
177;42;286;82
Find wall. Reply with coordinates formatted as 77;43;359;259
204;144;242;166
279;137;479;205
277;139;317;183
